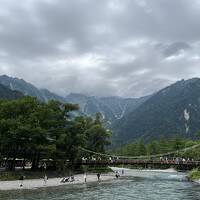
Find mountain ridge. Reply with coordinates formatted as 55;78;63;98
3;74;200;145
0;75;65;102
0;83;23;100
112;77;200;145
0;75;147;125
65;93;149;124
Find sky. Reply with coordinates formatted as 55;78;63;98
0;0;200;97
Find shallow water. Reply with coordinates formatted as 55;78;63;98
0;170;200;200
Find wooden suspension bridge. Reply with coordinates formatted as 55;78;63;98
79;159;200;170
77;144;200;170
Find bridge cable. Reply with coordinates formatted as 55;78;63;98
78;143;200;160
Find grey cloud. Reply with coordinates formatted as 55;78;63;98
0;0;200;97
162;42;191;57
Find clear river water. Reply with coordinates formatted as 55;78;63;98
1;169;200;200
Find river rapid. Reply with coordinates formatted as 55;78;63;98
0;168;200;200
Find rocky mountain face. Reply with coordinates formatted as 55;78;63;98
65;93;148;125
0;83;23;100
3;74;200;145
0;75;65;102
112;78;200;145
0;75;146;126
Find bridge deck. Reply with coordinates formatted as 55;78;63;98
80;159;200;168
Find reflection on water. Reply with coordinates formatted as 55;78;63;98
1;170;200;200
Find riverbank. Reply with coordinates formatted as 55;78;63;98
110;166;177;173
0;167;184;191
188;168;200;183
0;166;113;181
0;168;192;200
0;173;116;191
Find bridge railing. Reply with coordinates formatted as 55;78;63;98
80;159;200;166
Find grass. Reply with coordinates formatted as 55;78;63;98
188;168;200;181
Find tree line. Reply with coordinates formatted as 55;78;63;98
0;96;111;171
113;136;200;159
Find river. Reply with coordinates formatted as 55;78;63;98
0;169;200;200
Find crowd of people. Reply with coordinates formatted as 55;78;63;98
159;157;194;164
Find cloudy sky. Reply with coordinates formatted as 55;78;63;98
0;0;200;97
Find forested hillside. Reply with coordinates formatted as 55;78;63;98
113;78;200;145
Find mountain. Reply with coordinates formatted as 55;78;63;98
0;83;23;99
3;74;200;146
65;93;149;125
112;78;200;145
0;75;149;126
40;89;65;102
0;75;65;102
100;96;149;120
